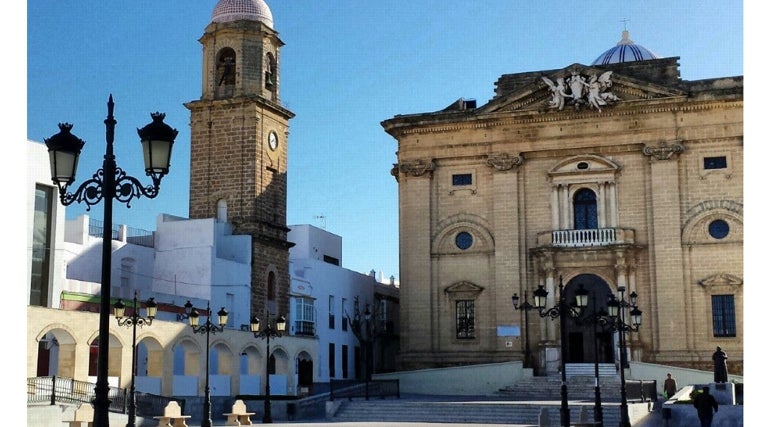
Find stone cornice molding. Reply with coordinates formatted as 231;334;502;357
386;100;741;137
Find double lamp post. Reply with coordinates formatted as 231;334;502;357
251;314;287;424
183;304;285;426
113;292;157;427
186;302;229;427
514;278;642;427
44;95;178;427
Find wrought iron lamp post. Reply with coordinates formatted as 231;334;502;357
251;314;287;423
511;290;535;370
113;292;157;427
601;287;642;427
187;303;229;427
44;95;177;427
531;277;588;427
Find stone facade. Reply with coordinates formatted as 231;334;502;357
185;17;295;320
382;58;743;375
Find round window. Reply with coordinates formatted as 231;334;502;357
708;220;729;239
455;232;473;250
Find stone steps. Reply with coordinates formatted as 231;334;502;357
498;374;624;402
332;397;623;426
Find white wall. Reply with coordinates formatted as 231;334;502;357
289;224;342;265
27;140;68;308
289;224;382;384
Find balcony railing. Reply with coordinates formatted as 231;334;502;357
537;228;636;248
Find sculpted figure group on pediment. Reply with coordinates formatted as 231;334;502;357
542;67;620;112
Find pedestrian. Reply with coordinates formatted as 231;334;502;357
712;346;728;383
692;386;718;427
663;372;677;399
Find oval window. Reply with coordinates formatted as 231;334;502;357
577;162;589;170
455;232;473;250
708;220;729;239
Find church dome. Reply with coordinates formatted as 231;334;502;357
592;30;660;65
211;0;274;28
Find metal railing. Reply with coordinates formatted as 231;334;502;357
27;376;183;417
27;376;126;413
625;379;658;402
329;379;400;401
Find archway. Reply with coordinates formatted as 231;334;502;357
36;329;76;377
134;336;164;395
564;274;615;364
296;351;314;394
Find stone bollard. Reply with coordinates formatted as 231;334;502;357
538;407;550;427
579;405;593;424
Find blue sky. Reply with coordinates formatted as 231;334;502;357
25;0;744;281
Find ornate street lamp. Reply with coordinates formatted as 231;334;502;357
187;302;229;427
512;290;535;370
251;314;287;423
113;292;157;427
600;287;642;427
44;95;177;427
531;277;587;427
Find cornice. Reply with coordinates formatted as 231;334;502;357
389;99;742;137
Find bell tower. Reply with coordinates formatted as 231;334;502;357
185;0;295;319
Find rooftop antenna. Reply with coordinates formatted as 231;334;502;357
314;214;326;229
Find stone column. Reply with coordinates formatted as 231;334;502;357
642;141;686;353
488;153;524;353
394;160;435;363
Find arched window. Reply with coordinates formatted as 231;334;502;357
573;188;598;230
216;199;227;223
216;48;236;86
267;271;276;302
120;258;135;288
265;53;276;89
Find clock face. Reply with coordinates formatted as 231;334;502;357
268;131;278;150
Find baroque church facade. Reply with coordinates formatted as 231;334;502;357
382;31;743;375
185;0;295;319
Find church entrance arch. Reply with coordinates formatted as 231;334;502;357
564;274;615;364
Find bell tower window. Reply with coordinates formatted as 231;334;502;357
265;53;277;91
216;48;236;86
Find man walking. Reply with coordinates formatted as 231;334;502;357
693;386;718;427
663;373;677;399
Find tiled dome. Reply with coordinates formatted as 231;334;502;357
211;0;274;27
592;30;660;65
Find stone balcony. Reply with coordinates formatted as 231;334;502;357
536;227;636;248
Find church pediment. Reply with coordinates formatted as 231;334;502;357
698;273;742;292
444;281;485;298
479;63;687;114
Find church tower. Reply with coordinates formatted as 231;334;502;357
185;0;295;319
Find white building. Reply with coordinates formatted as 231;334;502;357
61;212;253;329
28;139;397;400
288;224;400;387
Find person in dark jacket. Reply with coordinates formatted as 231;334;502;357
712;346;728;383
693;386;718;427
